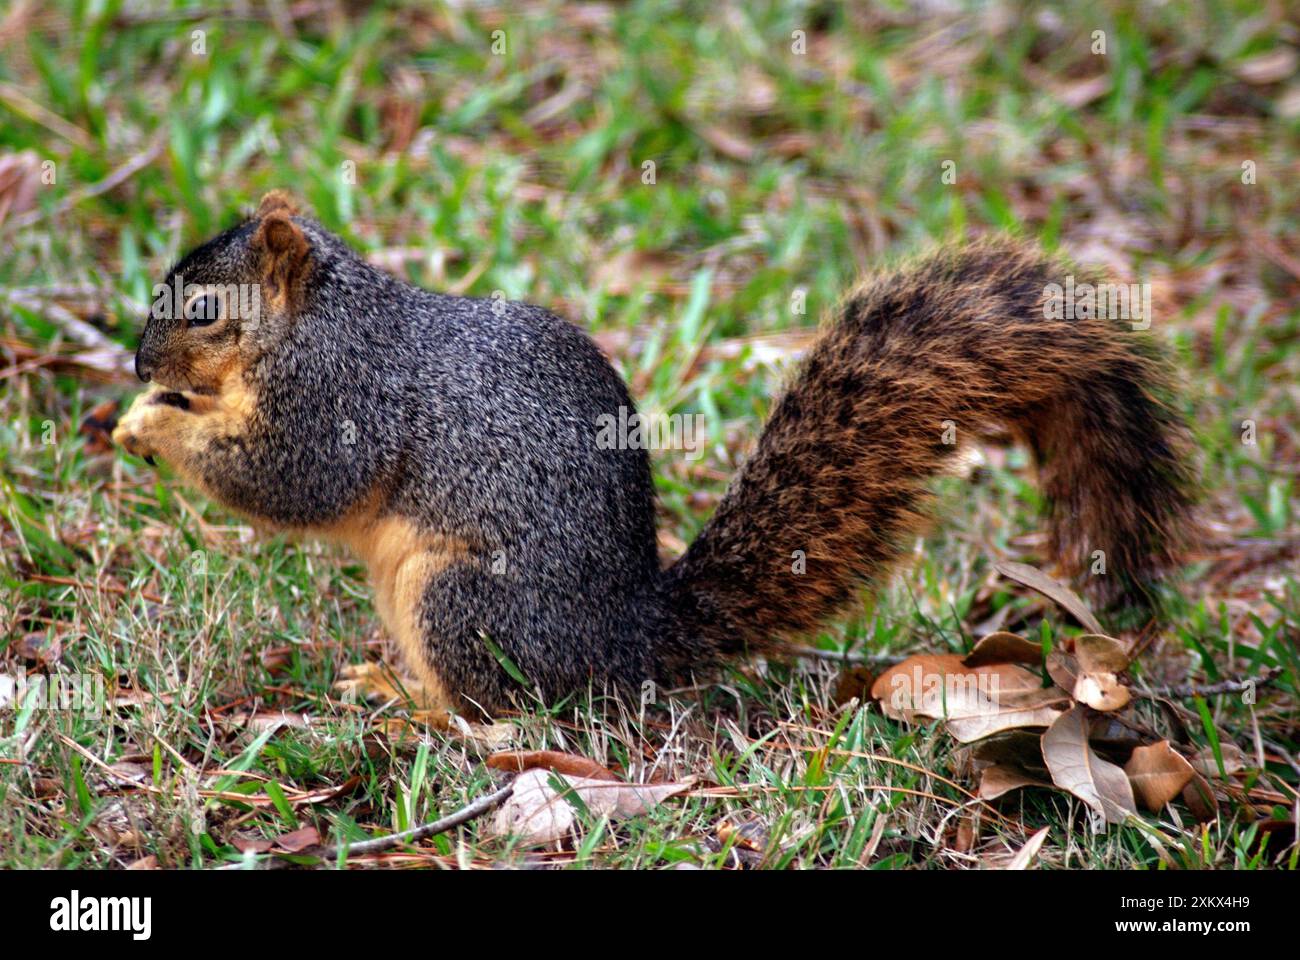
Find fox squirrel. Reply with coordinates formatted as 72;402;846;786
112;191;1196;725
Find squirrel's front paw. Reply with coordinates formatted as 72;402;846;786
113;429;156;463
111;389;191;463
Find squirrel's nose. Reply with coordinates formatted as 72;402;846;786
135;353;153;383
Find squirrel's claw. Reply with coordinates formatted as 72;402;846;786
110;420;152;462
335;662;514;747
334;662;406;706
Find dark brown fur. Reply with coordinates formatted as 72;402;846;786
659;239;1197;668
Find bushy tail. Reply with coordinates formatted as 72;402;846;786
657;238;1197;668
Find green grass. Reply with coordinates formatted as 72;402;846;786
1;0;1298;869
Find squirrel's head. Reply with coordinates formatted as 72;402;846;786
135;191;314;392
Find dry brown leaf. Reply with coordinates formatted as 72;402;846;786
1125;741;1196;812
946;700;1069;743
979;763;1053;800
1042;705;1137;825
971;729;1048;769
1004;826;1051;870
232;836;274;854
1190;743;1246;779
1046;650;1079;691
872;654;1024;709
873;654;1068;742
1182;772;1220;821
106;761;149;784
489;769;693;845
994;561;1105;634
962;632;1042;667
1074;634;1131;673
1070;635;1132;711
1073;671;1131;712
236;710;311;732
871;654;952;708
273;826;322;853
486;750;619;781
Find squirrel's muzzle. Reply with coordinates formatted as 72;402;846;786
135;352;154;383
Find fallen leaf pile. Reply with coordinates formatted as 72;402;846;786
868;570;1229;827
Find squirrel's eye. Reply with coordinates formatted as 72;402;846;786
185;294;222;327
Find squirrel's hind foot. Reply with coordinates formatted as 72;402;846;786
334;662;513;747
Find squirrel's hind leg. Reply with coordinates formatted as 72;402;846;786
332;515;514;744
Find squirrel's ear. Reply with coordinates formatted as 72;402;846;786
256;190;299;218
253;212;311;308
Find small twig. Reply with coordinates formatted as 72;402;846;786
111;1;330;27
791;645;905;666
3;284;149;316
0;81;93;149
28;574;164;605
0;353;59;381
1;291;121;351
3;134;165;232
1252;231;1300;283
1261;738;1300;781
322;779;516;860
5;284;106;300
1136;667;1284;700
